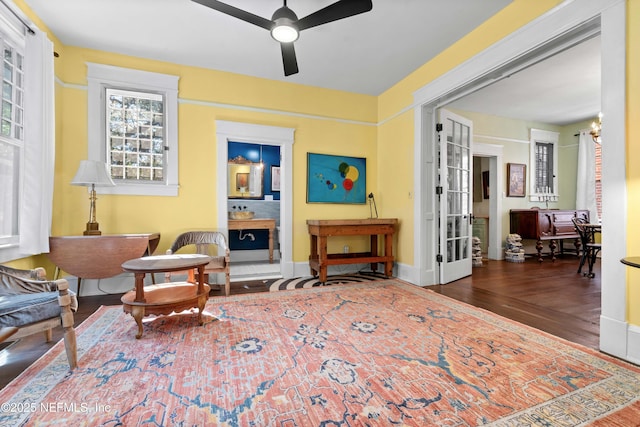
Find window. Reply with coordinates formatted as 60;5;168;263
529;129;558;202
0;36;24;246
87;63;179;196
106;89;164;182
0;3;55;262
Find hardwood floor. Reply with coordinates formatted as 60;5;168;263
425;257;601;350
0;256;600;390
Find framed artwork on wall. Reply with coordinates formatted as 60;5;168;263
271;166;280;192
306;153;366;204
507;163;526;197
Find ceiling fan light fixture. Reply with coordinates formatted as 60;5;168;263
270;5;299;43
195;0;373;76
271;22;298;42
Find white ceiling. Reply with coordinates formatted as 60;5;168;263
22;0;600;125
447;35;601;126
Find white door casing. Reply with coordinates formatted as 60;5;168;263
412;0;627;360
215;120;295;279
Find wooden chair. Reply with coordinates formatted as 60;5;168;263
0;265;77;369
165;231;231;296
572;217;602;278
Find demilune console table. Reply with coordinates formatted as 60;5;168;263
307;218;398;283
48;233;161;295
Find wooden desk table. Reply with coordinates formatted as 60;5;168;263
48;233;160;296
228;219;276;263
307;218;398;283
121;254;211;339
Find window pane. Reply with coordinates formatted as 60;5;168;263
3;81;11;100
106;88;165;183
535;142;554;193
3;62;12;83
1;43;23;142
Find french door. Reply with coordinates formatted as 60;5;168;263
439;109;473;283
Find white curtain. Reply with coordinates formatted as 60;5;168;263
19;28;55;254
576;130;599;223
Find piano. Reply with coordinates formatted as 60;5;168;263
509;209;589;262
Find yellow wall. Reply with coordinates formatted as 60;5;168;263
9;0;565;275
627;0;640;325
375;0;565;272
16;0;635;317
50;47;378;268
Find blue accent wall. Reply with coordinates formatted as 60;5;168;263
228;141;280;200
228;141;280;253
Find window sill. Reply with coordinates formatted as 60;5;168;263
97;183;179;197
0;245;25;264
529;194;558;203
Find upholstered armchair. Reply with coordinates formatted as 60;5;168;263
0;265;78;369
165;231;231;296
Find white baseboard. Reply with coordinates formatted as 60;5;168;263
64;273;140;297
625;324;640;365
600;314;629;360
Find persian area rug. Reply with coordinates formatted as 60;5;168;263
268;270;388;291
2;280;640;426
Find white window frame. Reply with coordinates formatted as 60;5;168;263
0;2;54;262
529;128;559;202
0;22;25;248
87;63;179;196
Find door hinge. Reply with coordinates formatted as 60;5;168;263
436;123;443;132
435;186;443;195
436;254;443;263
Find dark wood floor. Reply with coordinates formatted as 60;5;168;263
0;256;600;390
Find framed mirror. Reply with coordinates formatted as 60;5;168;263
228;155;264;198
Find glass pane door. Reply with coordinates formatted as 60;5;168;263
440;109;473;283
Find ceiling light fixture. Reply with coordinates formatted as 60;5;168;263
270;2;299;43
590;112;602;144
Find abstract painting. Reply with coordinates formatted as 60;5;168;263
306;153;366;204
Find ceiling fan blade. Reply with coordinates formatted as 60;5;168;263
280;43;299;76
297;0;372;31
192;0;272;30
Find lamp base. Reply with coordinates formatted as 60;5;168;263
83;222;101;236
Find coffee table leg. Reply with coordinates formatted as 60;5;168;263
197;293;208;326
131;306;145;339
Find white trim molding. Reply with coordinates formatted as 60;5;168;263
215;120;295;279
411;0;628;361
87;63;180;196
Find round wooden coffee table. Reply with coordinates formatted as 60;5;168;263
121;254;212;339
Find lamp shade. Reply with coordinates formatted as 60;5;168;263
71;160;115;187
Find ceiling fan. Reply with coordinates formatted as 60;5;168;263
192;0;373;76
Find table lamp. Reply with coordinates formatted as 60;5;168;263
71;160;115;235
